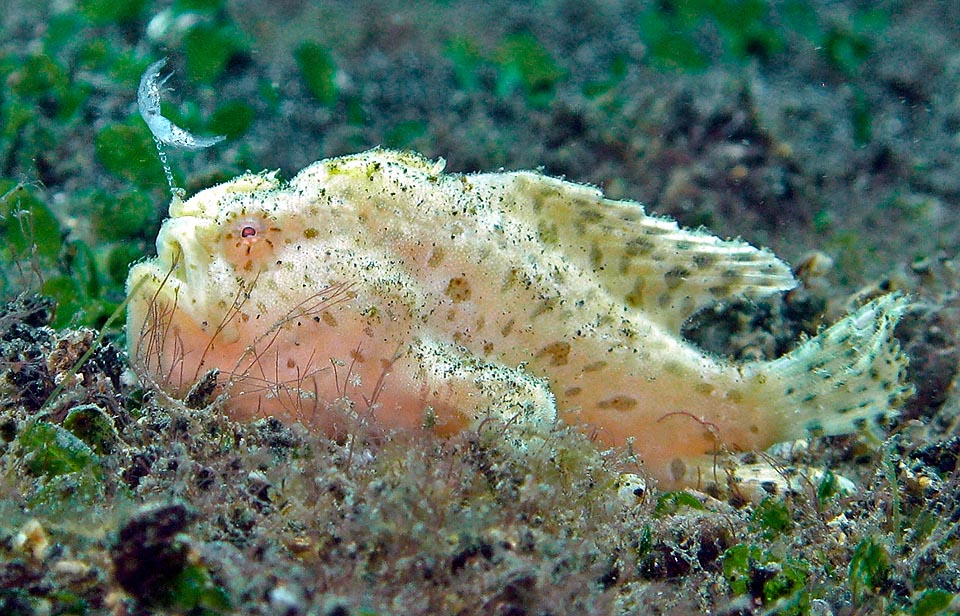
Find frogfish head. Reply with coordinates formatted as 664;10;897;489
125;169;353;428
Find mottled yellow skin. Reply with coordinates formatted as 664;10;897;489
127;149;911;489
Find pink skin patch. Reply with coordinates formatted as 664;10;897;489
127;276;475;438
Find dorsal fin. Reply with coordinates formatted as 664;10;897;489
491;172;797;333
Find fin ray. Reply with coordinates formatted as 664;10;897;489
492;172;797;332
756;293;913;441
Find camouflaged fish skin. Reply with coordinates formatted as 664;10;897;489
126;149;911;488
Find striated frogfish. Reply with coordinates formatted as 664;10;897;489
126;149;912;489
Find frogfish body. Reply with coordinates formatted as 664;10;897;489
126;149;911;489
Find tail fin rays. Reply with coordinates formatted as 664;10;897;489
756;293;912;442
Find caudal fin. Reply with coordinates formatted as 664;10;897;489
757;293;913;441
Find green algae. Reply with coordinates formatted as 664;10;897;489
295;42;339;106
95;121;167;190
750;497;793;539
183;22;249;85
494;32;565;107
0;183;62;261
848;536;891;605
63;404;120;455
209;99;256;140
722;544;810;612
18;420;99;477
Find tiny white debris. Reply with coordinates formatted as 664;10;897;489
145;9;203;43
13;519;49;560
268;584;303;613
137;57;225;151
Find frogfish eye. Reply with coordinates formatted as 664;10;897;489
231;217;265;244
223;214;280;271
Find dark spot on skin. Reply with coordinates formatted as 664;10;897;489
530;298;557;319
537;341;571;366
590;243;603;269
578;208;603;223
501;269;520;291
321;312;338;327
662;361;684;376
538;221;559;245
564;386;582;397
691;253;717;269
597;396;637;411
500;318;516;337
531;193;545;213
303;228;319;239
582;360;607;373
625;279;645;308
664;267;690;289
625;237;654;256
694;382;714;395
428;246;445;267
445;276;471;303
670;458;686;482
726;390;744;403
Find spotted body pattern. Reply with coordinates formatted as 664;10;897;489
126;149;912;489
